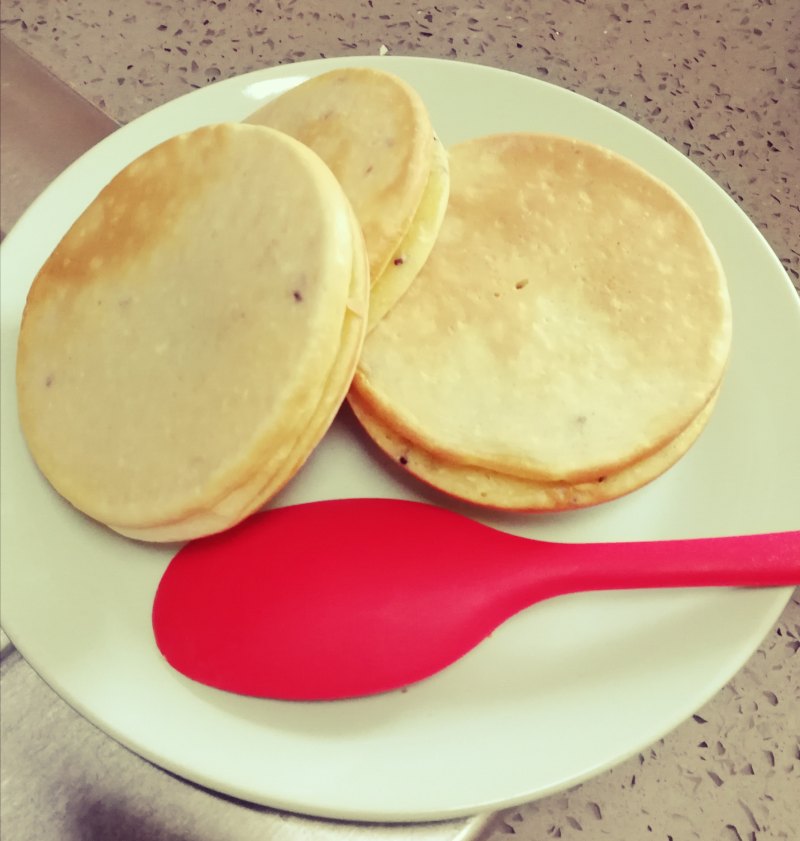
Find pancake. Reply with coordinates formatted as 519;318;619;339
350;132;731;508
16;123;369;542
349;386;720;511
247;67;450;329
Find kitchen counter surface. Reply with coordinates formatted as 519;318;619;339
1;2;798;839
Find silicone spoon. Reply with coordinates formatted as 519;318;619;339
152;498;799;701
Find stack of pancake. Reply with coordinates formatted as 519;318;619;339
16;122;369;542
15;68;731;542
350;132;731;510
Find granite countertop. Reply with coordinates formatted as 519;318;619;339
1;2;798;840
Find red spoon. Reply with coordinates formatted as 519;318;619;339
152;498;799;701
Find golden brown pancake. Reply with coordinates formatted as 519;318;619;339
16;123;369;541
247;67;450;329
350;133;731;508
350;387;720;511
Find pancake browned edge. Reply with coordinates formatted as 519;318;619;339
349;133;732;511
16;123;369;542
349;387;720;511
246;67;450;330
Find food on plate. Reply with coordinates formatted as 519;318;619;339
349;387;720;510
247;67;450;330
349;133;732;510
16;122;369;542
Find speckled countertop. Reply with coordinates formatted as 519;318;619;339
1;1;798;840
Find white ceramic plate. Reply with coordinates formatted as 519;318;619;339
1;57;798;823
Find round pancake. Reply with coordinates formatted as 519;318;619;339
246;68;450;327
352;133;732;488
350;386;719;511
16;123;368;541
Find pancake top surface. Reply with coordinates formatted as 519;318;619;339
354;132;732;482
247;67;435;282
17;123;361;528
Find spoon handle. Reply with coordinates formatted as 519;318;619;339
524;530;800;603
